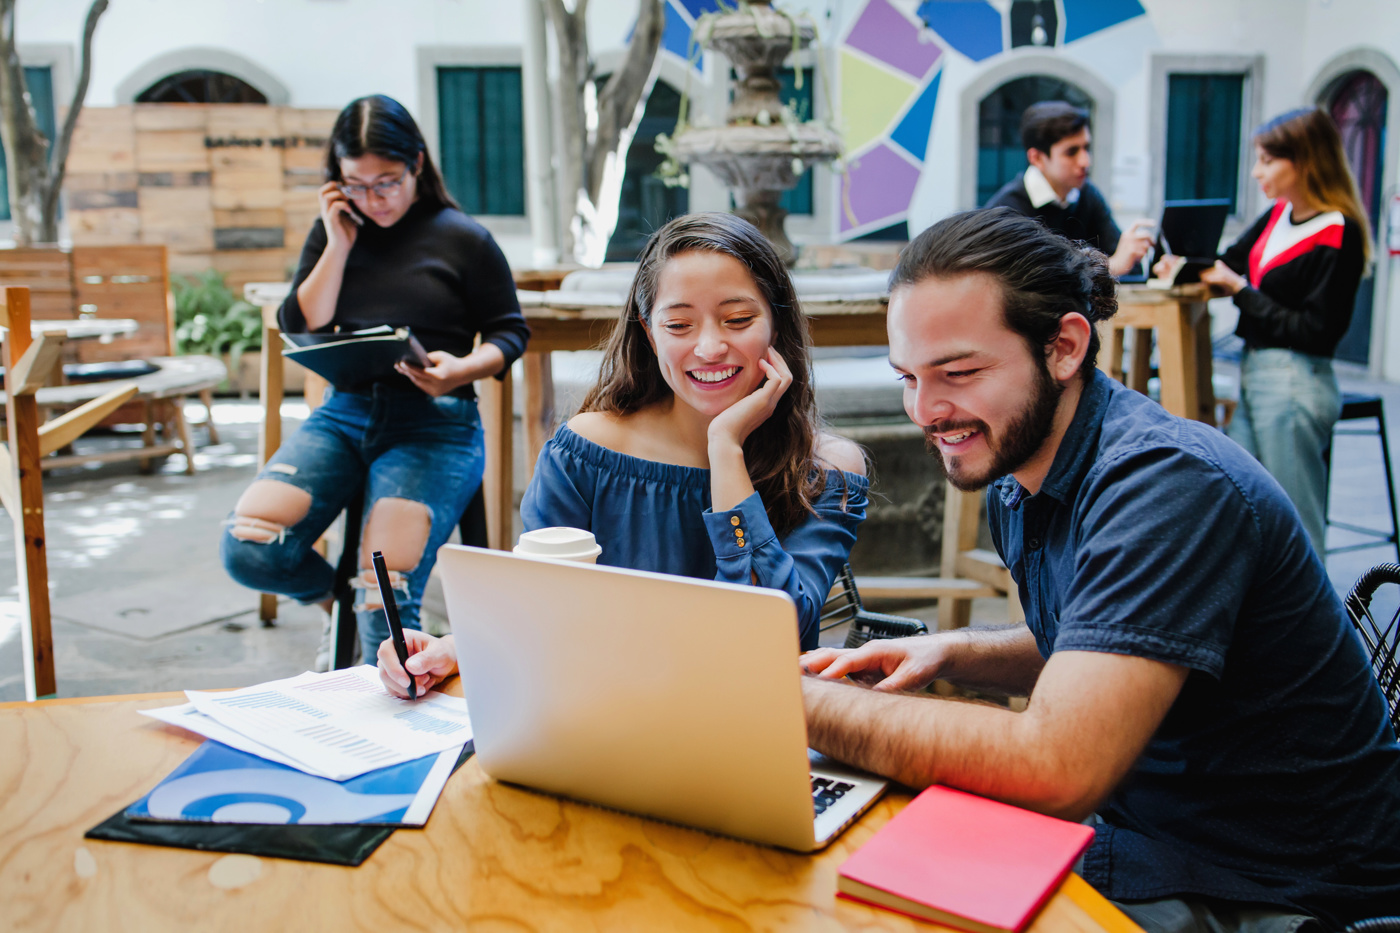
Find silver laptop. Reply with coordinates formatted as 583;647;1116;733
438;545;887;852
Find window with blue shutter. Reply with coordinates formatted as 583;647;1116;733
1165;73;1244;211
437;66;526;216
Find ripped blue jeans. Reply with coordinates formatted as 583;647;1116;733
220;384;484;662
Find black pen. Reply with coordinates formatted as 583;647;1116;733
371;550;416;701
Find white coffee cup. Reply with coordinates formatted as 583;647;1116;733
513;526;602;564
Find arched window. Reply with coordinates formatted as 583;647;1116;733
136;70;268;104
605;81;690;262
1326;69;1388;365
1329;71;1387;228
976;76;1093;205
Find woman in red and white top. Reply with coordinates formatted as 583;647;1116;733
1168;108;1369;554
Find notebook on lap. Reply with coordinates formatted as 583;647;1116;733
437;544;887;852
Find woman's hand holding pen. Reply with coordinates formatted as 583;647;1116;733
317;181;361;254
378;630;460;699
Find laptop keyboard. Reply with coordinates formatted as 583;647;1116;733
811;775;856;816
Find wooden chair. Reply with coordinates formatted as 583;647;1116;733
1342;562;1400;735
1;286;140;700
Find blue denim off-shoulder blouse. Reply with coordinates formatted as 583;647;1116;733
520;425;869;651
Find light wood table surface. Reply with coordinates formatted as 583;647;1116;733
1102;284;1217;425
0;691;1141;933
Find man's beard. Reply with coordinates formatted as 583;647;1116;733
924;361;1064;492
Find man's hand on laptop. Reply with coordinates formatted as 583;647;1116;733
377;630;460;699
800;635;956;693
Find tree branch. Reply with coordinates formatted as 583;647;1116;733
43;0;107;221
586;0;662;201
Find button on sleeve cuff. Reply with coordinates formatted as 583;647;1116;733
704;491;776;560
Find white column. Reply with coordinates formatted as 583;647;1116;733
523;0;561;267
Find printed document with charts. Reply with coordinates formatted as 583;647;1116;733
141;665;472;781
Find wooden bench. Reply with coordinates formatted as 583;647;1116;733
0;354;225;475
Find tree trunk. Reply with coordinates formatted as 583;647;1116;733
544;0;663;266
0;0;107;246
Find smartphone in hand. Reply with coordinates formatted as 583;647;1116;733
401;333;431;369
340;202;365;228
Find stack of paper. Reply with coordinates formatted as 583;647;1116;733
135;665;473;826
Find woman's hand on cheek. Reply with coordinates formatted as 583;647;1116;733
707;347;793;450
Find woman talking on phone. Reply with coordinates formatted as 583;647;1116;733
221;94;529;668
1160;108;1368;554
377;212;868;698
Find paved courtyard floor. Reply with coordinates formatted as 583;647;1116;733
2;356;1397;701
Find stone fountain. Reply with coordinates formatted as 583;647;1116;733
671;1;842;266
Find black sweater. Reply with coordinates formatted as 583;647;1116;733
984;172;1123;256
1219;202;1364;358
279;199;530;397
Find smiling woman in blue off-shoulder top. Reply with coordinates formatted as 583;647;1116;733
377;212;869;698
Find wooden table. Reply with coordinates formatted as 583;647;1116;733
1101;284;1216;425
0;691;1142;933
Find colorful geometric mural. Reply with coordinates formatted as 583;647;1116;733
1061;0;1147;44
659;0;725;69
836;0;1147;239
915;1;1002;62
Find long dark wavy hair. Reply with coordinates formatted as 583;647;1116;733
578;212;828;535
323;95;458;211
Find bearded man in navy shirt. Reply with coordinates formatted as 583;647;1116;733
801;208;1400;932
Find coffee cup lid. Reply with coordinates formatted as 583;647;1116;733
514;526;600;558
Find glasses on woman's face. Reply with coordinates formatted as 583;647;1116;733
337;169;409;201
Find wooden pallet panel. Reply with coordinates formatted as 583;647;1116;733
65;130;135;174
207;105;281;134
65;171;140;192
66;106;136;175
211;174;283;210
67;208;142;245
139;186;215;253
134;104;208;132
135;130;210;173
277;108;338;136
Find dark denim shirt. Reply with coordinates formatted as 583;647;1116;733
987;370;1400;926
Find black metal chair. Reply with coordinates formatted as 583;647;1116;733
1342;563;1400;735
328;486;489;670
1326;394;1400;561
820;563;929;648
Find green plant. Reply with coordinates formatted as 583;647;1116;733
172;270;263;361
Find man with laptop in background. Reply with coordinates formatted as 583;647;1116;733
800;208;1400;932
985;101;1154;277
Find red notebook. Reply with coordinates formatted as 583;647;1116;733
837;786;1096;933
